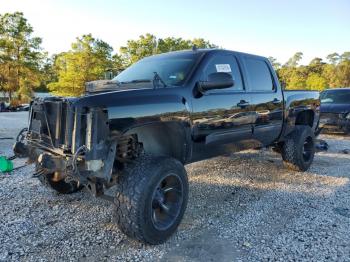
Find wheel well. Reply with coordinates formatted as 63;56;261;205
124;122;189;163
295;110;314;127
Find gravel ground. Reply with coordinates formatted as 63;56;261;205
0;112;350;261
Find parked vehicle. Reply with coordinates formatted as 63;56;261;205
14;49;320;244
0;102;5;112
16;104;30;111
319;88;350;134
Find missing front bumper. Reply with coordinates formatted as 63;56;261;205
319;114;350;133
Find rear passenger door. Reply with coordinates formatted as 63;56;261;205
241;56;284;146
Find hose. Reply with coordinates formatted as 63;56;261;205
72;145;87;172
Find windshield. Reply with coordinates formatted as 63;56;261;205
113;52;201;87
320;90;350;104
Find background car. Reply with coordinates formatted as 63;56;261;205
320;88;350;134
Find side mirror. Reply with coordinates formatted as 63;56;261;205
197;72;234;93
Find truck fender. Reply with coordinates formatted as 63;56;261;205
124;121;191;164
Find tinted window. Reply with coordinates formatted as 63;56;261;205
203;55;243;91
244;58;274;91
114;52;201;86
321;90;350;104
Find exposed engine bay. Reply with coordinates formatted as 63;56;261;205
13;97;142;197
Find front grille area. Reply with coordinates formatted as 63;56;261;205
29;98;76;151
320;112;341;125
28;98;109;158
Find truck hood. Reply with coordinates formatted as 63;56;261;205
321;103;350;114
72;84;179;109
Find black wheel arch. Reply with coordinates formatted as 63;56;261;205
281;109;318;141
124;121;192;164
295;110;315;128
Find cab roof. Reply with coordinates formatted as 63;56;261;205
147;48;268;60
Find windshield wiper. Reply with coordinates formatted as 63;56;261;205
153;72;167;88
119;79;151;84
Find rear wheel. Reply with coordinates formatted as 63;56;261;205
114;155;188;244
281;125;316;171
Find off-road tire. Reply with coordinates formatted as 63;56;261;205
281;125;316;171
36;167;82;194
114;155;188;245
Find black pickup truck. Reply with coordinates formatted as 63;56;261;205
14;49;320;244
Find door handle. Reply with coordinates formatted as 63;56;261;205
237;100;250;108
272;98;281;104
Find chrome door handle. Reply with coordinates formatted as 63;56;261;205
272;98;281;104
237;100;250;108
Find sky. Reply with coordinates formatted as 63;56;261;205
0;0;349;64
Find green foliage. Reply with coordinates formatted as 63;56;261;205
1;13;349;97
326;53;339;65
277;52;350;91
119;33;217;67
285;52;303;67
0;12;45;101
268;57;281;70
306;73;327;91
48;33;217;96
119;33;157;67
48;34;114;96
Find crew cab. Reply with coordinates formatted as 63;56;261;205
14;49;320;244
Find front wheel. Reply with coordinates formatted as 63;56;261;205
114;155;188;244
281;125;316;172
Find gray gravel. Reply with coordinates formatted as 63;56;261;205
0;112;350;261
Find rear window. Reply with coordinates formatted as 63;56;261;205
244;58;274;91
321;90;350;104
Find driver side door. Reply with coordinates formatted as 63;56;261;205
191;53;255;160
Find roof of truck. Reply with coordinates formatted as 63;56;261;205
147;48;267;60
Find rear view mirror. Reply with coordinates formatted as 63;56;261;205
197;72;234;92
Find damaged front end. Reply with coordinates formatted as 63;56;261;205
13;97;141;198
319;112;350;134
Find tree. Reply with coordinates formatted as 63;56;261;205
308;57;325;75
285;52;303;67
119;34;217;68
322;64;339;88
340;52;350;62
48;34;113;96
0;12;44;101
287;67;307;89
326;53;340;65
119;33;157;67
191;38;217;49
47;33;215;96
36;54;57;92
268;56;281;70
157;37;191;53
306;73;327;91
335;59;350;87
